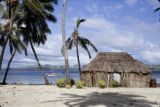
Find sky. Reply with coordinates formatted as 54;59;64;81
1;0;160;68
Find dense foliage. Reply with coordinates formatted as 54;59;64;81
75;80;85;89
56;79;65;88
112;80;119;87
0;0;57;84
98;80;106;88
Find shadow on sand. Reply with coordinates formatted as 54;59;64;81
41;92;159;107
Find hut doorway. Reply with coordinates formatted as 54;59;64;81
112;73;121;84
91;73;96;87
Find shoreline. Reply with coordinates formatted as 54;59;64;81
1;83;160;87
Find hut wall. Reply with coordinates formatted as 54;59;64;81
81;72;151;87
94;71;107;87
81;71;107;87
81;72;92;87
123;73;151;87
107;73;113;87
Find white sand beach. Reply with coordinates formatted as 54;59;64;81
0;85;160;107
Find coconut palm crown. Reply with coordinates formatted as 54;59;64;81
64;18;98;73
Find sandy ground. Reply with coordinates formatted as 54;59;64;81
0;85;160;107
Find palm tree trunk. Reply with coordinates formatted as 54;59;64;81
62;0;70;84
0;38;8;70
76;41;81;74
29;37;49;85
2;50;16;85
0;0;13;71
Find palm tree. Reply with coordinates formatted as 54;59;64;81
16;0;57;84
1;34;27;84
0;0;17;70
0;3;27;84
65;18;98;74
62;0;70;84
0;0;57;84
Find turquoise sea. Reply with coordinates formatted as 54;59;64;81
0;69;160;85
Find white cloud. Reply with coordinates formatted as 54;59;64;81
3;15;160;68
81;17;145;49
138;7;146;12
81;18;116;32
148;0;160;8
86;4;98;14
103;4;123;13
140;50;160;63
67;6;73;12
21;57;36;63
31;34;63;56
125;0;138;6
80;16;160;64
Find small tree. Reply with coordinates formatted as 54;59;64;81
64;18;98;74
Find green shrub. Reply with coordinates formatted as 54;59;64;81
112;80;119;87
98;80;106;88
76;80;85;89
56;79;65;88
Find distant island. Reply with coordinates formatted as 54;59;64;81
146;64;160;71
1;64;86;72
1;64;160;72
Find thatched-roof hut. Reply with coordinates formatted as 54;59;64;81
81;52;151;87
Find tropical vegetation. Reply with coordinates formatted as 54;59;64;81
98;80;106;88
56;78;65;88
64;18;98;74
75;80;85;88
0;0;57;84
112;80;119;87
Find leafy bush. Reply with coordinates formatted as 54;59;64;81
98;80;106;88
56;79;65;88
112;80;119;87
76;80;85;89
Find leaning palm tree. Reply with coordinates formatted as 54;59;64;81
14;0;57;84
61;0;70;84
0;3;27;84
0;0;18;70
0;0;57;84
64;18;98;74
1;34;27;84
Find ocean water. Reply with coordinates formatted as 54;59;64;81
0;69;160;84
152;71;160;83
0;69;80;84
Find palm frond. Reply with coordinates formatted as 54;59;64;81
9;34;27;56
79;36;98;52
154;7;160;13
76;18;86;29
68;39;73;49
0;34;5;46
78;38;91;58
61;37;73;55
66;37;74;49
1;8;8;19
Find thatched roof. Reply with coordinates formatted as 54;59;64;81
82;52;151;74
